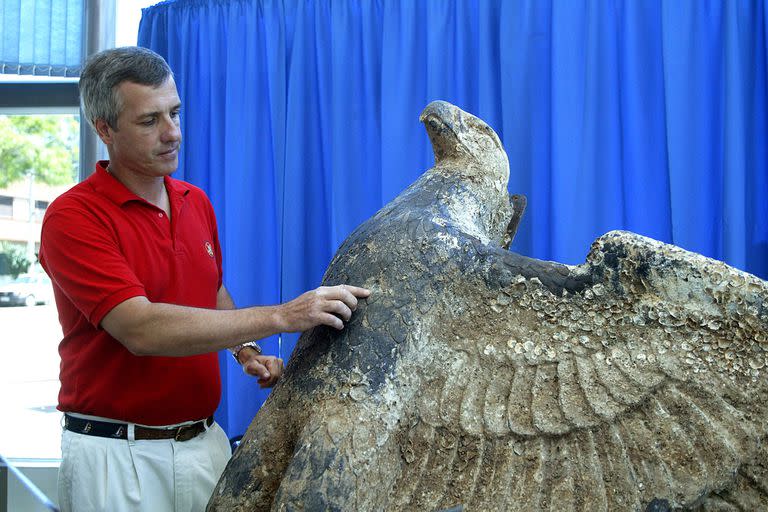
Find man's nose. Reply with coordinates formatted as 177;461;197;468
160;115;181;142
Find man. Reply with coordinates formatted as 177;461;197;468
39;46;369;512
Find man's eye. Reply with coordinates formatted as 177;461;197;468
171;111;180;118
141;119;155;126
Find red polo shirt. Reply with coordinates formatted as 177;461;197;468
39;161;223;425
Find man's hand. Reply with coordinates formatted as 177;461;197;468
238;347;284;388
277;284;371;332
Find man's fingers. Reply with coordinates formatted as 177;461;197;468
244;356;285;388
262;356;281;372
326;300;353;321
266;358;284;378
319;287;357;310
321;285;371;307
320;312;344;330
341;284;371;297
257;357;284;388
340;291;358;311
317;285;371;326
243;360;270;379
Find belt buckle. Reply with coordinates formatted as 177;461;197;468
174;424;196;442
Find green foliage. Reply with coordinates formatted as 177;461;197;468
0;241;31;278
0;115;79;188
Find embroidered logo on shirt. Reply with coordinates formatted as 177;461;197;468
205;241;214;258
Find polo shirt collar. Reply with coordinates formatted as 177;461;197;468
165;172;192;203
90;160;191;207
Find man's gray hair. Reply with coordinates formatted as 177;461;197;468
79;46;173;130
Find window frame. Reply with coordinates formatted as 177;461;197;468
0;82;80;113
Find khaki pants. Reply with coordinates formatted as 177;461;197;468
58;420;231;512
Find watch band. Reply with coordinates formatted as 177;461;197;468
231;341;262;363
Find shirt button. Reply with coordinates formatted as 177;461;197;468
158;212;164;218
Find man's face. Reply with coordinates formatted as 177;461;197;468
96;77;182;177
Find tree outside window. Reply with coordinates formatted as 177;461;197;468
0;115;79;277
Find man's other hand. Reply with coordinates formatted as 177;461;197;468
240;350;284;388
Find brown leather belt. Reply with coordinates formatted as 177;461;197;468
64;414;214;442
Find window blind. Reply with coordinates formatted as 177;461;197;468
1;0;83;77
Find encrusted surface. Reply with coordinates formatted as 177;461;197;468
208;101;768;511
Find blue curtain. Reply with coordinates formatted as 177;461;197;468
138;0;768;438
0;0;83;76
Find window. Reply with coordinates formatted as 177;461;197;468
116;0;160;46
35;200;50;218
0;196;11;217
0;114;79;461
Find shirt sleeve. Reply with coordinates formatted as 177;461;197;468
40;206;147;328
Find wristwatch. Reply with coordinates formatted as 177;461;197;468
231;341;262;363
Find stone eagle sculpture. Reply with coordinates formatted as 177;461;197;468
208;101;768;511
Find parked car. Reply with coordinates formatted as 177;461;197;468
0;274;54;307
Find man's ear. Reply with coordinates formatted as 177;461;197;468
94;118;114;145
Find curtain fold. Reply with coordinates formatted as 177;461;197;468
139;0;768;437
1;0;83;76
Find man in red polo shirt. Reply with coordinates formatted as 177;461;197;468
39;47;369;512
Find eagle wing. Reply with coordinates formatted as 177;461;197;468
390;230;768;511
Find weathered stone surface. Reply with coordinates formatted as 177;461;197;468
208;101;768;511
